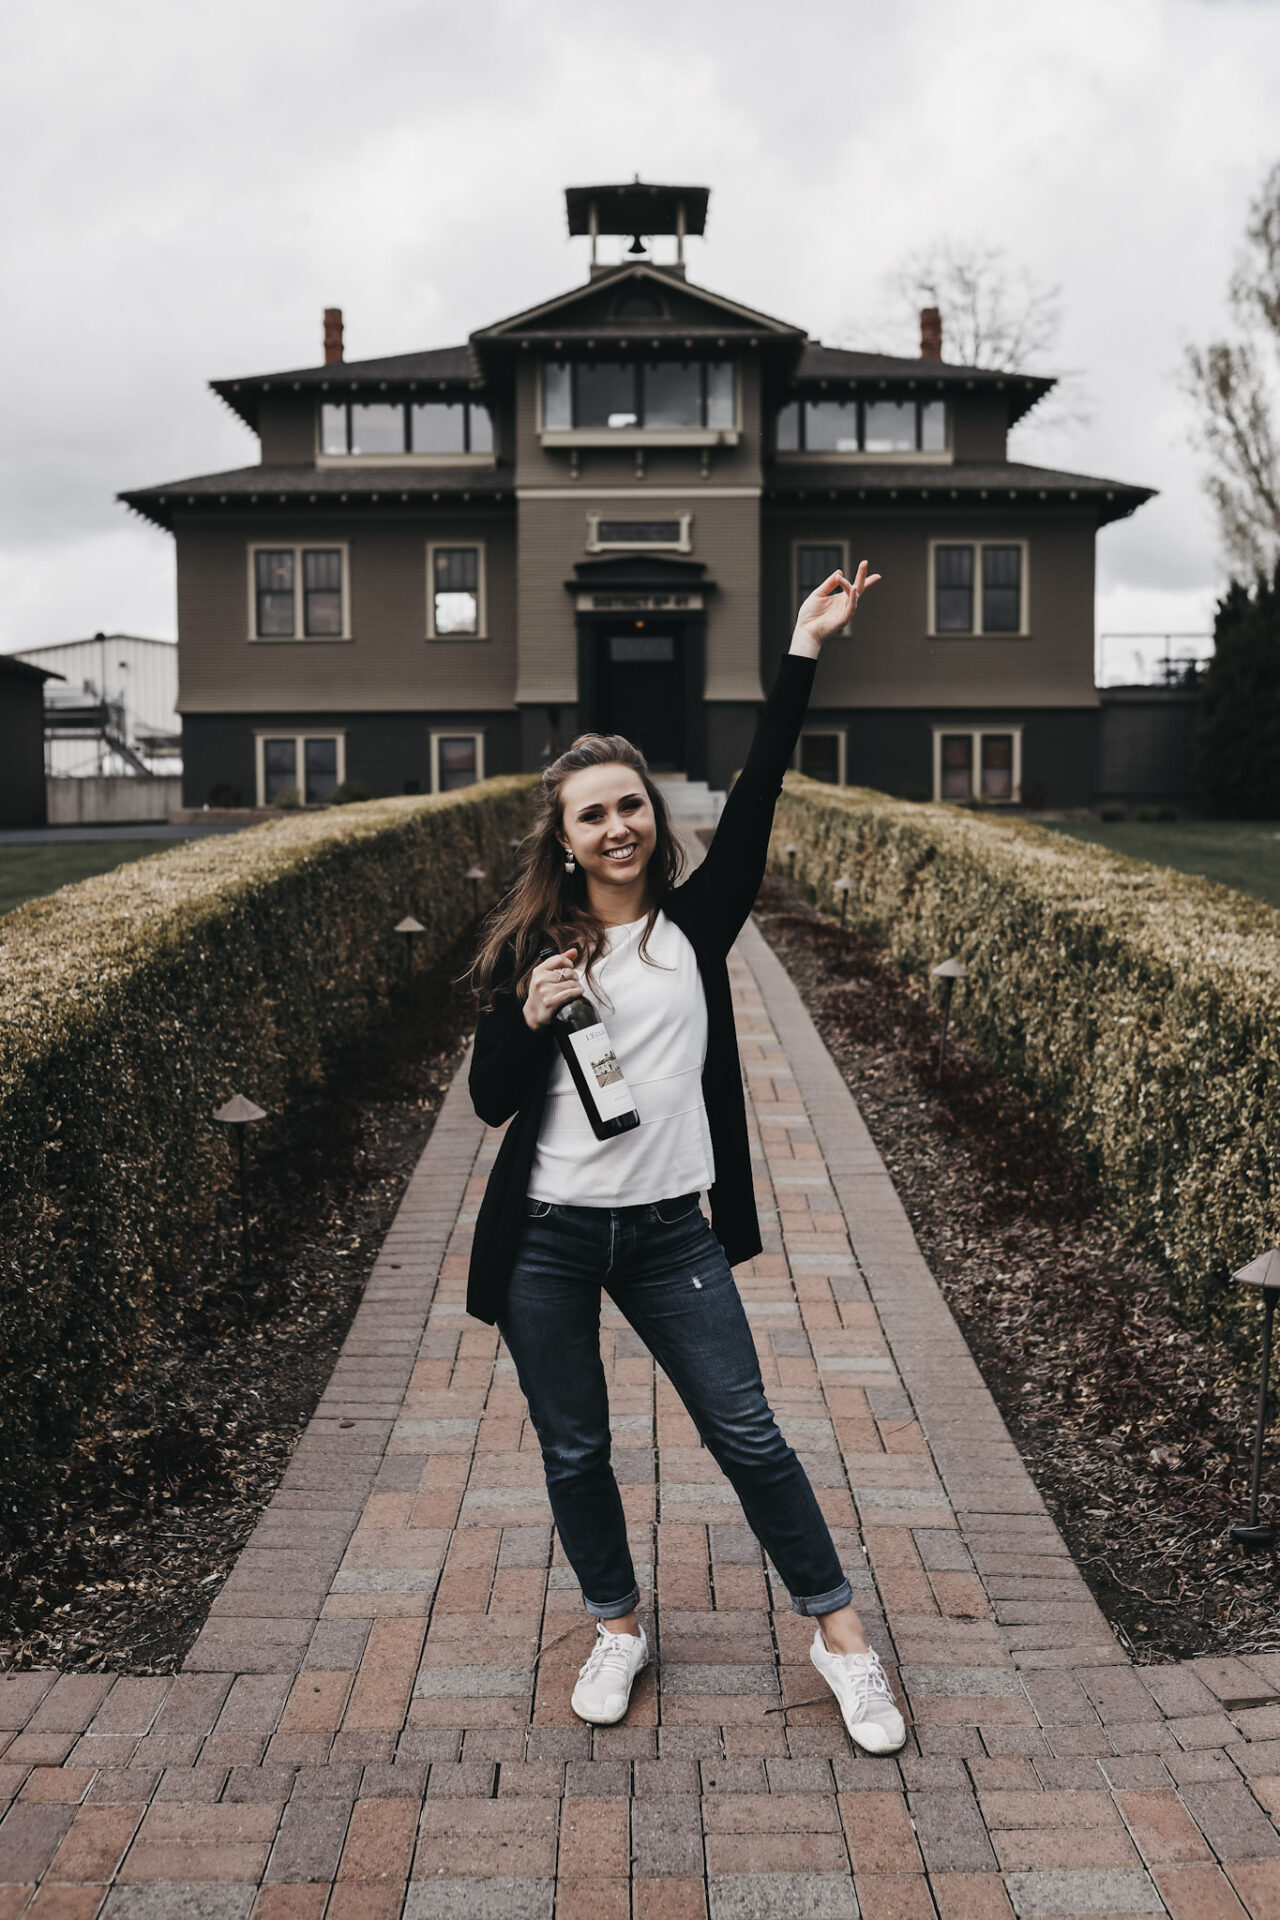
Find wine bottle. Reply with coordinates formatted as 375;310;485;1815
539;944;641;1141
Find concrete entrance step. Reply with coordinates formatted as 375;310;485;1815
652;776;725;821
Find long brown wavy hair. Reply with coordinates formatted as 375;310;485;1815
469;733;686;1009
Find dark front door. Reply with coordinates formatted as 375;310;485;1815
597;625;684;770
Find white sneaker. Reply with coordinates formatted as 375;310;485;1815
571;1623;649;1725
809;1631;907;1755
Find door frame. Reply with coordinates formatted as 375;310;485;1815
575;609;707;779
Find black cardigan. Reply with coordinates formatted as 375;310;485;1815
465;649;818;1325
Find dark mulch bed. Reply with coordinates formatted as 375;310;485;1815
0;943;477;1675
752;875;1279;1661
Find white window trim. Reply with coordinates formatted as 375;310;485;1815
927;537;1030;638
426;540;488;641
314;399;496;467
247;542;351;642
931;725;1023;805
430;729;485;794
316;450;496;470
792;728;847;785
537;361;741;446
253;729;347;808
792;537;853;635
774;396;952;463
586;512;692;553
775;450;954;466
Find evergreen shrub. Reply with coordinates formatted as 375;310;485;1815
1196;569;1280;817
0;778;533;1523
772;775;1280;1349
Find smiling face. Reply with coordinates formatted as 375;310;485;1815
557;761;658;896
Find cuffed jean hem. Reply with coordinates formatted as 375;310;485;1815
583;1585;642;1620
791;1577;854;1617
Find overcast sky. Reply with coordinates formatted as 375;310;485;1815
4;0;1278;682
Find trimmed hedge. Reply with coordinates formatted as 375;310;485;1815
771;776;1280;1348
0;779;533;1524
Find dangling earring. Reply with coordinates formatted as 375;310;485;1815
563;848;576;874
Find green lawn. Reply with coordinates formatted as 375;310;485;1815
0;841;184;917
1044;819;1280;910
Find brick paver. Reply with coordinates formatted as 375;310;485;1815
2;854;1279;1916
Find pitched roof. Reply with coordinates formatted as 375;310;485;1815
765;458;1154;526
564;182;710;237
212;344;476;430
118;463;514;531
792;343;1054;425
471;262;805;347
0;654;62;683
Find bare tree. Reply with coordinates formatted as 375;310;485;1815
841;240;1089;440
1184;163;1280;578
888;240;1063;370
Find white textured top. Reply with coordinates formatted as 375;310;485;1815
527;908;715;1207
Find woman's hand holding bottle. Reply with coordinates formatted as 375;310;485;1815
523;947;584;1031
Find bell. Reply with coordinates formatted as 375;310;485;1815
626;233;647;256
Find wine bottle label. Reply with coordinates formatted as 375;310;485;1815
566;1023;637;1122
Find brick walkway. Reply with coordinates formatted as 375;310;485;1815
2;912;1279;1919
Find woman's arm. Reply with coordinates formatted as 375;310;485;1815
683;563;880;947
469;962;556;1126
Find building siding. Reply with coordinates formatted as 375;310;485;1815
515;489;763;707
0;674;48;828
761;506;1097;709
175;510;517;713
182;708;522;809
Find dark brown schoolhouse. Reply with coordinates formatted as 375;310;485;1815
121;181;1153;811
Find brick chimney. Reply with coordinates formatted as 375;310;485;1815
323;307;344;365
920;306;942;361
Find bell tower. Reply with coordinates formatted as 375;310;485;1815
564;178;710;278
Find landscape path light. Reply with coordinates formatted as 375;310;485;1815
1229;1249;1280;1551
833;874;852;928
213;1093;267;1290
784;843;798;884
394;914;425;990
931;957;969;1085
465;866;486;919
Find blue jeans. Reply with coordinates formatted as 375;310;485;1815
497;1193;853;1620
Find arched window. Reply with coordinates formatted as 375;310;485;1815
611;288;665;318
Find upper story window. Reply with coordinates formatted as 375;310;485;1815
543;360;735;431
321;398;493;457
251;545;348;640
775;395;947;455
931;541;1026;636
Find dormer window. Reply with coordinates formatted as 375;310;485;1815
776;396;947;455
543;360;734;432
321;398;493;457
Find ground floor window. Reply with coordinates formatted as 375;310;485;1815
933;727;1021;804
794;729;846;784
255;731;345;806
431;730;485;792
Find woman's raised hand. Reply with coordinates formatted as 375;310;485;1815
790;561;881;657
523;947;584;1030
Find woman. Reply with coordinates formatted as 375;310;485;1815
467;564;904;1755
